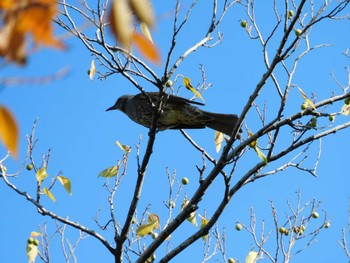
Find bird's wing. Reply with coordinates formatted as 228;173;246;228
165;93;205;106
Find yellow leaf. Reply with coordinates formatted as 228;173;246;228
245;251;258;263
341;103;350;116
136;214;160;237
248;131;257;149
182;198;197;226
214;131;224;153
43;187;56;202
30;231;42;237
57;175;72;195
116;140;131;152
254;147;268;165
132;32;160;64
98;165;120;178
129;0;155;27
199;215;209;241
298;87;316;110
26;243;38;263
109;0;133;48
140;22;153;43
36;167;48;183
89;60;96;80
183;77;205;102
0;106;19;158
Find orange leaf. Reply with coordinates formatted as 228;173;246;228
0;106;19;158
132;32;160;64
0;0;64;64
109;0;133;48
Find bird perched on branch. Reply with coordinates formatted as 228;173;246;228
106;92;239;136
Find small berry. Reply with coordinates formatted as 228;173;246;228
26;163;33;171
165;80;173;87
295;29;302;37
228;258;236;263
288;10;295;18
328;115;335;122
240;20;248;28
181;177;189;185
311;211;319;219
324;222;331;228
235;223;242;231
344;97;350;105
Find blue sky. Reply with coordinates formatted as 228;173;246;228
1;1;350;262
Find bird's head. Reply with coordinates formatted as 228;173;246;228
106;95;131;113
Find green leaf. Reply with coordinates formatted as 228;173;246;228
254;147;268;165
43;187;56;202
57;175;72;195
98;165;119;178
115;140;131;152
36;167;48;183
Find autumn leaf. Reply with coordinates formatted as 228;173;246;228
248;131;268;165
298;87;316;110
0;0;64;64
341;103;350;116
132;32;160;64
98;165;120;178
182;198;197;226
36;167;48;183
199;215;209;241
30;231;42;238
245;251;258;263
43;187;56;202
57;175;72;195
140;22;153;43
136;214;160;237
89;60;96;80
214;131;224;152
109;0;133;48
26;242;38;263
129;0;155;27
116;140;131;152
183;77;205;102
0;106;19;158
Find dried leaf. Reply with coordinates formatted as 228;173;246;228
341;103;350;116
214;131;224;153
109;0;133;48
0;106;19;158
298;87;316;110
248;131;257;149
182;198;197;226
132;32;160;64
136;214;160;237
57;175;72;195
0;0;64;64
129;0;155;27
245;251;258;263
36;167;48;183
30;231;42;238
140;22;153;43
254;147;268;165
26;243;38;263
89;60;96;80
183;77;205;102
199;215;209;241
98;165;120;178
43;187;56;202
116;140;131;152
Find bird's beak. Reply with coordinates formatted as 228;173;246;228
106;105;116;112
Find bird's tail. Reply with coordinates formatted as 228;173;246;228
203;111;239;136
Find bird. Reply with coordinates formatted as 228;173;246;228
106;92;239;136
